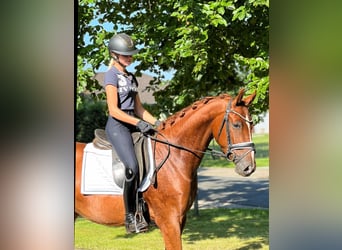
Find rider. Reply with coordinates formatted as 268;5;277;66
104;33;160;233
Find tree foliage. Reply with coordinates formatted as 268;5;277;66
77;0;269;122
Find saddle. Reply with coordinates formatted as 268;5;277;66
92;129;154;190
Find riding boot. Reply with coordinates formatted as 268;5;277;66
123;169;138;233
123;169;148;233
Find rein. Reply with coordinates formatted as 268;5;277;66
148;132;225;159
147;131;226;185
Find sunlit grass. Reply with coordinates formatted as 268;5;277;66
75;208;269;250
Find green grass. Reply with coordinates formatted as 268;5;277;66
75;208;269;250
201;133;269;168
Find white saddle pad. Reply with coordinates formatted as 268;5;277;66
81;140;155;195
81;143;123;195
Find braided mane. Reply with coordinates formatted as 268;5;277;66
160;94;231;130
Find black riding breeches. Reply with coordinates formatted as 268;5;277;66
105;116;139;179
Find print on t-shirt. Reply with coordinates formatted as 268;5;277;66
117;74;138;93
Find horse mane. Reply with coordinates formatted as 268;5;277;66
159;94;232;130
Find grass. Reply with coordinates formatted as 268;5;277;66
75;208;269;250
201;133;269;168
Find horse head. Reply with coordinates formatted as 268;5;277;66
212;88;257;177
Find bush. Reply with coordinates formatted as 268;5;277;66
76;98;108;143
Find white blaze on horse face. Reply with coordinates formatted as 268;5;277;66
245;113;252;142
245;113;255;160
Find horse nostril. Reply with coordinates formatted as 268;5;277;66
243;165;254;175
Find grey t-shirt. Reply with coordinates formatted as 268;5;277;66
104;67;138;110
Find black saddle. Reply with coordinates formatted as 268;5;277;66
92;129;153;189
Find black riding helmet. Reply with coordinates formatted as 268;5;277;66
108;33;139;56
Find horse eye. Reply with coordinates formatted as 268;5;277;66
232;122;242;129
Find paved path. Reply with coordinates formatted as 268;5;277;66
194;167;269;210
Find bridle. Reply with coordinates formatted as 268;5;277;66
217;99;255;163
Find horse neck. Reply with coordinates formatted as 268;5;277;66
160;97;228;157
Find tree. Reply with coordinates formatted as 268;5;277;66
77;0;269;122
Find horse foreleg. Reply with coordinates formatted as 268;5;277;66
156;213;186;250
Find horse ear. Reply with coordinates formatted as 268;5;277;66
233;88;246;106
242;90;256;106
233;88;256;106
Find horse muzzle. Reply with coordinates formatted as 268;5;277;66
235;162;256;176
228;142;256;177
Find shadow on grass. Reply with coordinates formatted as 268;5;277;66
112;223;160;239
183;208;269;248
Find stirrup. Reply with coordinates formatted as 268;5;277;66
125;213;149;234
135;212;149;233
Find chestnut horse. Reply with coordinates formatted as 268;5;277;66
75;88;256;250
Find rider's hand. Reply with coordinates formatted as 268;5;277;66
154;120;162;127
136;120;155;134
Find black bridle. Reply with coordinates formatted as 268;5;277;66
216;99;256;163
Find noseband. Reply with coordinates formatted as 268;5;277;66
217;100;255;163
